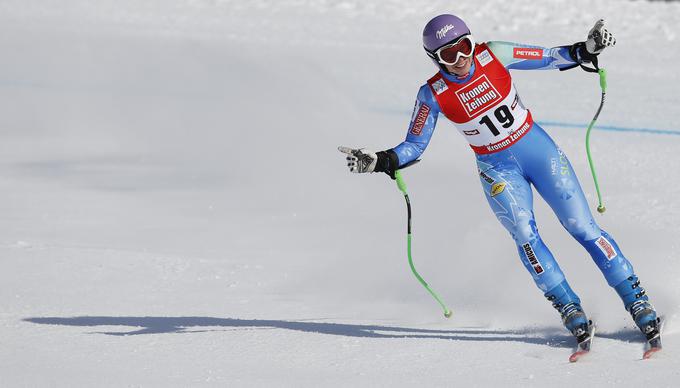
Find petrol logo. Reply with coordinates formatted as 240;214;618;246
513;47;542;60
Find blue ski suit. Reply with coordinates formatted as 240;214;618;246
390;41;642;309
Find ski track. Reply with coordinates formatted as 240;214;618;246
1;0;679;386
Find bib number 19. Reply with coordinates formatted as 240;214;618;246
479;105;514;136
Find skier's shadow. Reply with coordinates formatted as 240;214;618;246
23;316;574;348
595;329;645;343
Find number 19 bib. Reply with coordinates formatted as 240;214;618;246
427;43;533;154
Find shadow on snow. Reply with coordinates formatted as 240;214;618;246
23;316;578;348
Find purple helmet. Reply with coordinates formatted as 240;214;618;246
422;14;471;71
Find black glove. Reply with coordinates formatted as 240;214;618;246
374;150;400;179
569;42;598;65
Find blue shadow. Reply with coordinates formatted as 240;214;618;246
24;316;576;348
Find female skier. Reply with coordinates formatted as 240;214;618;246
339;15;660;350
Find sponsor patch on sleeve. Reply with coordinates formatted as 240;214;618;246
409;103;430;136
476;49;493;67
513;47;543;60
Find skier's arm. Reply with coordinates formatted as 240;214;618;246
487;20;616;72
339;85;440;178
382;85;440;176
486;41;579;71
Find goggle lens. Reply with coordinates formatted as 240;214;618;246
439;37;473;64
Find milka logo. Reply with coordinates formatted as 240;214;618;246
436;24;455;39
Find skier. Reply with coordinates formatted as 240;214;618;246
339;15;661;351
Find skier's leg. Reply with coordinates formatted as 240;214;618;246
523;126;658;335
476;154;564;292
476;153;588;337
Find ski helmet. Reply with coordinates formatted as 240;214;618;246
422;14;472;73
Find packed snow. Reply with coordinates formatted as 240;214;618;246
1;0;679;386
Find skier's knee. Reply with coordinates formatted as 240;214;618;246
509;219;537;245
561;217;601;242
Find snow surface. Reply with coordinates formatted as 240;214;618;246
1;0;680;386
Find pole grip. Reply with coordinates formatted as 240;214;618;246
395;170;407;194
598;68;607;91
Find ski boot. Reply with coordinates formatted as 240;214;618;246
614;275;659;340
545;281;592;344
615;275;662;358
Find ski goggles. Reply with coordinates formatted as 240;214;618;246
426;35;476;66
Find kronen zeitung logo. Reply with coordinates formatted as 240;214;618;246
436;24;455;39
455;75;502;117
485;120;531;152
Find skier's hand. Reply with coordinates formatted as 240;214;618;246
586;19;616;54
338;146;378;173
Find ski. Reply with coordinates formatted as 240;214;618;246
569;321;596;363
642;316;665;360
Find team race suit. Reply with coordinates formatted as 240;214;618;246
390;41;641;309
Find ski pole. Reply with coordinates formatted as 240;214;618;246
585;68;608;214
394;169;452;318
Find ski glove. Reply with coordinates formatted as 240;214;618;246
338;146;378;173
586;19;616;55
566;19;616;68
338;146;400;178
